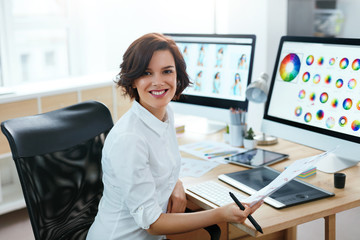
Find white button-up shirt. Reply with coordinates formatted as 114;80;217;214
87;101;181;240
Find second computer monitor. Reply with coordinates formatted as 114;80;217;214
263;36;360;173
167;33;256;111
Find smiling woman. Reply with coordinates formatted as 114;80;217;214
133;50;177;120
117;33;189;103
86;33;263;240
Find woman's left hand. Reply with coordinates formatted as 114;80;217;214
167;179;187;213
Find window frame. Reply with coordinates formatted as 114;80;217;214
0;0;76;87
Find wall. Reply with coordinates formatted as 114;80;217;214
67;0;359;132
67;0;288;132
68;0;215;76
224;0;288;131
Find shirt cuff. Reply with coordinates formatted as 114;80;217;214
131;203;163;229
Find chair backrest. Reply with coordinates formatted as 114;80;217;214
1;100;114;240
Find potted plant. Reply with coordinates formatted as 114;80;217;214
243;127;257;149
223;125;230;143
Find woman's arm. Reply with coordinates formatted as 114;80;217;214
147;200;263;235
167;179;187;213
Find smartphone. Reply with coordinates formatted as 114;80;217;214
224;148;289;168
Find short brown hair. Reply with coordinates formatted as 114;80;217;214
116;33;190;101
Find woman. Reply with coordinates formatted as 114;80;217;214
87;33;262;240
213;72;221;93
194;70;202;91
232;73;242;95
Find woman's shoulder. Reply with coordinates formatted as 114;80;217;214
111;112;145;139
104;120;148;157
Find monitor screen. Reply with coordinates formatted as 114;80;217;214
166;34;256;111
263;36;360;173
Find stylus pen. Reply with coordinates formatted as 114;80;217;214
204;150;238;156
229;192;263;234
206;153;236;159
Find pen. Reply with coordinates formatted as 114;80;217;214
207;153;233;159
205;150;238;156
229;108;247;125
229;192;263;234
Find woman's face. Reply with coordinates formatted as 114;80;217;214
133;49;177;120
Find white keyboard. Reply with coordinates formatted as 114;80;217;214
187;181;247;207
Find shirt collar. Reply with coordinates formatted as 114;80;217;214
132;101;169;137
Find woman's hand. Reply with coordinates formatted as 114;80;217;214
221;200;263;223
167;179;187;213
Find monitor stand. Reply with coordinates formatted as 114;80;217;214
315;152;359;173
175;114;226;134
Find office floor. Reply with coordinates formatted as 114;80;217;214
0;208;34;240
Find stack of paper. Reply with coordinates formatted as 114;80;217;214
175;124;185;134
297;166;317;178
285;166;317;179
179;158;220;178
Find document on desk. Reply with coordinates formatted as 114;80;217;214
179;140;245;163
243;150;334;206
180;158;220;178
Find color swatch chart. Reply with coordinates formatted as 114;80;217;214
268;41;360;137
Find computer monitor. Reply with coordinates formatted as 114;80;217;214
166;34;256;133
263;36;360;173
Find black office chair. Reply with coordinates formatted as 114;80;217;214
1;100;221;240
1;100;114;240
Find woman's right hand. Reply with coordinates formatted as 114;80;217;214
220;200;263;223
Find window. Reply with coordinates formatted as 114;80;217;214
0;0;71;87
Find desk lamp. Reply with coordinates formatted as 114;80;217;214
246;73;278;145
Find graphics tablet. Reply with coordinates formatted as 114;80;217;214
224;148;288;168
218;166;334;209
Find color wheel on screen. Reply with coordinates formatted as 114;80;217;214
352;59;360;71
279;53;301;82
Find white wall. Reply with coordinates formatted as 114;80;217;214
69;0;215;76
68;0;288;132
223;0;288;132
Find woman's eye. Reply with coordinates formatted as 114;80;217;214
164;70;173;74
143;71;151;76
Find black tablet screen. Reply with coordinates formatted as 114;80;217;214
225;148;288;167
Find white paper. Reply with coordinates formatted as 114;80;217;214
179;158;220;178
243;150;334;206
179;140;245;163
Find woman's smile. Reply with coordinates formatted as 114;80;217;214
150;89;168;97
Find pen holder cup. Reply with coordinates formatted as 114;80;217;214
229;124;246;147
334;172;346;189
